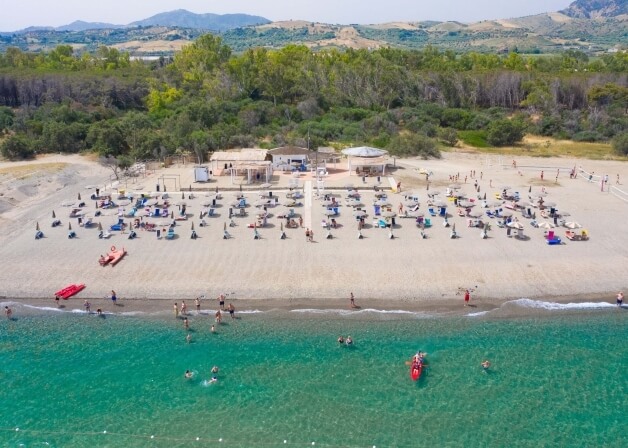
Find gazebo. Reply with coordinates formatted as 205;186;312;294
341;146;389;176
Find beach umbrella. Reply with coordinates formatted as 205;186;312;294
374;192;386;198
323;209;336;216
432;200;447;208
543;201;557;208
191;222;195;231
145;199;157;206
61;200;76;207
403;200;418;207
533;192;548;198
118;199;131;206
52;210;56;219
347;199;363;207
98;222;103;231
344;183;355;190
468;210;483;218
201;200;212;207
429;190;441;196
36;221;40;231
374;199;391;207
500;186;511;191
261;183;272;189
176;201;187;206
538;222;554;229
254;199;269;207
449;183;462;190
408;210;424;217
78;193;81;201
68;222;72;230
458;200;474;208
381;211;396;218
507;221;524;230
321;199;334;207
558;211;570;217
500;211;513;218
565;222;582;229
353;210;367;218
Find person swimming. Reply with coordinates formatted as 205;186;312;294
481;360;491;371
337;336;344;344
184;370;193;379
345;336;353;346
209;376;218;383
211;366;219;374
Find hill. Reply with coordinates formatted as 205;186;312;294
561;0;628;18
128;9;270;31
56;20;123;32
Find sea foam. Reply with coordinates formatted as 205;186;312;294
507;298;615;311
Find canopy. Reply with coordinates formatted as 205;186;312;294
341;146;388;157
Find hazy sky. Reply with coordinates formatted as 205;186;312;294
0;0;574;31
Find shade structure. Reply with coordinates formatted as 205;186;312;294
353;210;367;218
507;221;524;230
381;211;396;218
538;222;554;229
341;146;388;157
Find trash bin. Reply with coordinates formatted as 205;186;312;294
156;184;160;192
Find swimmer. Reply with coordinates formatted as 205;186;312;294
184;370;193;379
481;360;491;371
183;317;189;330
186;333;192;344
211;366;219;374
209;376;218;383
211;324;216;333
337;336;344;344
345;336;353;346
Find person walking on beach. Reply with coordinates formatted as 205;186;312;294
84;300;91;313
540;171;544;181
464;289;470;306
228;303;235;319
617;292;624;307
195;297;201;313
55;295;60;307
4;306;12;320
218;294;225;310
350;292;357;309
110;290;117;305
174;302;179;318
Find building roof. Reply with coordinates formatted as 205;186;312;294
268;146;315;157
210;149;268;162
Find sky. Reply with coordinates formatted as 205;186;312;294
0;0;574;31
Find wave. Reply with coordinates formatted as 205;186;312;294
506;298;615;311
290;308;432;317
467;311;491;317
237;309;265;314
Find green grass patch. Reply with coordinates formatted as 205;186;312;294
458;130;489;148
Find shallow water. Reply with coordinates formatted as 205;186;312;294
0;307;626;447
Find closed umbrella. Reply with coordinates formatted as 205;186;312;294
52;210;56;219
98;222;103;231
182;192;185;200
68;222;72;230
191;222;195;231
36;221;40;231
171;211;174;219
78;193;82;201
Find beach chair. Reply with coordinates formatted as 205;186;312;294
68;230;77;239
439;207;447;217
580;229;589;240
428;207;436;216
424;218;432;228
374;205;381;216
547;237;562;245
565;230;579;241
35;230;44;239
165;228;175;240
546;230;555;240
378;219;387;228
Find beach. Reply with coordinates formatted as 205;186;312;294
0;152;626;311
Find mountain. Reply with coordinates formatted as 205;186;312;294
128;9;270;31
56;20;123;32
561;0;628;18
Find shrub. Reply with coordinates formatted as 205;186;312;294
486;119;525;146
387;133;440;159
612;133;628;156
1;134;35;160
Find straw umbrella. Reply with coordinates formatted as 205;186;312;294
507;221;524;230
538;222;554;229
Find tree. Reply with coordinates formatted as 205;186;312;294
438;127;459;147
387;133;440;158
99;155;132;180
612;133;628;156
1;134;35;160
486;119;525;146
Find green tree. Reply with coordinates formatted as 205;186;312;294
612;133;628;156
486;119;525;146
1;134;35;160
87;121;128;157
387;133;440;158
438;127;458;147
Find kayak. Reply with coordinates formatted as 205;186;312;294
411;363;422;381
54;283;85;300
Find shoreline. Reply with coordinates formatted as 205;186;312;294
4;292;622;321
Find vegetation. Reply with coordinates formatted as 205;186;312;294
0;37;626;162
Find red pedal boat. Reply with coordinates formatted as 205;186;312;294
54;283;85;300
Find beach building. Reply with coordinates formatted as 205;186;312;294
341;146;389;176
209;149;272;184
267;146;315;171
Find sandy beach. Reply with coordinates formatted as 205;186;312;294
0;152;626;313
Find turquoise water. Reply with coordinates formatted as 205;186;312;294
1;309;626;447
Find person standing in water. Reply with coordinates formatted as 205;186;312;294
4;306;12;320
464;289;470;306
228;303;235;319
617;291;624;307
84;300;91;313
174;303;179;318
481;360;491;372
195;297;201;314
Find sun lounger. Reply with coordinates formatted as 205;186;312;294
565;230;579;241
428;207;436;216
580;229;589;240
547;237;562;245
35;230;44;239
424;218;432;228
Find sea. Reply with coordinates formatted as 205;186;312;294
1;300;626;448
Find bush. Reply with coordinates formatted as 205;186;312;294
1;135;35;160
387;133;440;159
438;127;458;146
458;130;489;148
486;119;525;146
572;131;604;142
612;133;628;156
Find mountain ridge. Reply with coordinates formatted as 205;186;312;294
560;0;628;18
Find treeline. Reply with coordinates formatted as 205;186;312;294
1;38;627;161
